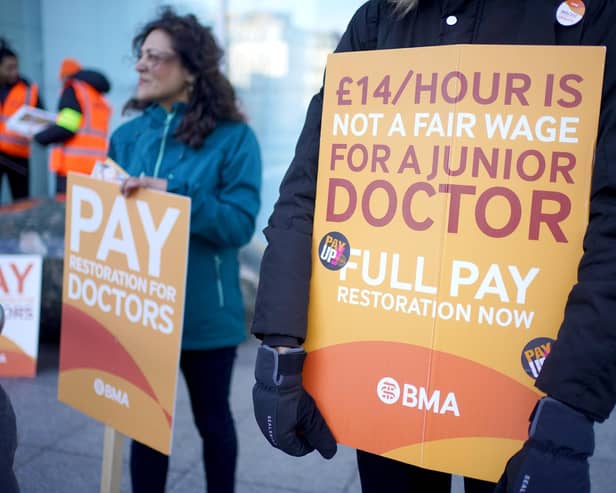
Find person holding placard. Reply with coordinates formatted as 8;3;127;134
108;7;262;493
251;1;616;492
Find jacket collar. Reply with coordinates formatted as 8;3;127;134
145;102;187;126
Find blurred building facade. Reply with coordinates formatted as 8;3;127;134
0;0;364;234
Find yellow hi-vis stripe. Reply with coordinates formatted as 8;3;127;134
56;108;83;132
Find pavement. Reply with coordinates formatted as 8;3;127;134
1;337;615;493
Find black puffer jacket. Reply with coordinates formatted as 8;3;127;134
0;385;18;493
252;0;616;422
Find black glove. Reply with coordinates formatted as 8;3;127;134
252;344;337;459
495;397;594;493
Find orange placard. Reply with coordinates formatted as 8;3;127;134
58;173;190;454
0;255;42;377
305;45;605;481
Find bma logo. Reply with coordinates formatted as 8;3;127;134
376;376;460;416
377;377;401;404
93;378;130;408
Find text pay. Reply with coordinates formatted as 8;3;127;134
0;261;34;295
70;185;180;278
450;261;539;304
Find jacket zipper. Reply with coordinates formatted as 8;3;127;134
214;255;224;308
152;111;174;178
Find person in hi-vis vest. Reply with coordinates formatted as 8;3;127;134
0;38;42;202
34;58;111;193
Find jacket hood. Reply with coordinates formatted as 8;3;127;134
70;70;111;94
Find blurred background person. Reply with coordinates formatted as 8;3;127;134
0;38;43;202
110;7;261;493
34;57;111;194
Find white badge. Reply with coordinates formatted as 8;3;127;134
556;0;586;26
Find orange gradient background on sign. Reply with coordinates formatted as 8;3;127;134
0;337;36;376
306;45;605;481
58;173;190;454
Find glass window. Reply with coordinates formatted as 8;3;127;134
227;1;365;233
2;0;365;224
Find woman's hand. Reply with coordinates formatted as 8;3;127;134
121;176;168;197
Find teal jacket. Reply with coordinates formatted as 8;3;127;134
108;103;261;350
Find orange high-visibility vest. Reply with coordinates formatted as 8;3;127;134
0;81;38;158
49;80;111;176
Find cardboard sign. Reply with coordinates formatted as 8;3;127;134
0;255;43;377
58;173;190;454
304;45;605;481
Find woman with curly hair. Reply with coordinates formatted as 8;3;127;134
109;7;261;493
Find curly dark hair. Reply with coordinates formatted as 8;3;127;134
125;7;245;148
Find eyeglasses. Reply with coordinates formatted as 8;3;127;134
135;49;178;69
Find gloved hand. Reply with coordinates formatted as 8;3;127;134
495;397;594;493
252;344;337;459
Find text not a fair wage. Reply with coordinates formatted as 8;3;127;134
333;111;580;143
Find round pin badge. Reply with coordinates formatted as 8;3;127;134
556;0;586;26
317;231;350;271
520;337;555;379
